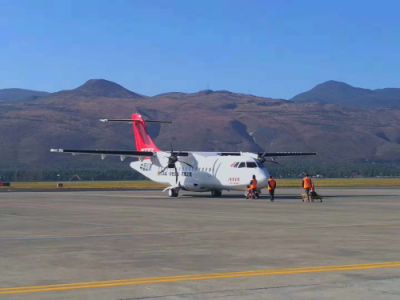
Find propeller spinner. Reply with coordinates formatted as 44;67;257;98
158;143;194;183
257;149;279;165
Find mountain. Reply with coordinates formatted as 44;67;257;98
0;88;49;102
0;79;400;167
291;80;400;108
49;79;144;99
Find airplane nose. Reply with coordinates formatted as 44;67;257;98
257;169;268;187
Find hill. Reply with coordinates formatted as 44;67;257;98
0;79;400;168
0;88;49;102
49;79;144;99
291;80;400;108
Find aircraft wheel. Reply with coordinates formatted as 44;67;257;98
168;189;178;197
211;190;222;197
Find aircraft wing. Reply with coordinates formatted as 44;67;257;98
50;149;154;158
256;152;317;157
181;151;317;157
50;149;316;158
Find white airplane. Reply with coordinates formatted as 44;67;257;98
51;113;316;197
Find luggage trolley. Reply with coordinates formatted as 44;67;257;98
302;194;323;202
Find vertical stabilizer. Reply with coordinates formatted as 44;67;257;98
131;113;161;152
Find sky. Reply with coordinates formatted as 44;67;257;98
1;0;400;99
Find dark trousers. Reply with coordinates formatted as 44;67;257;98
304;188;311;200
269;189;275;200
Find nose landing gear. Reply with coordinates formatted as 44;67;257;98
168;188;179;197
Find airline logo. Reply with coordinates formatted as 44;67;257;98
228;177;240;185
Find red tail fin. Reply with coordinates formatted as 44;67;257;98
131;113;161;152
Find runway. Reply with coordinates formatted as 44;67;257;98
0;188;399;299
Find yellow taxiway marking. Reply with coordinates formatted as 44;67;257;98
1;261;400;295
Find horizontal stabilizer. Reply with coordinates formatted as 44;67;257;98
100;119;172;123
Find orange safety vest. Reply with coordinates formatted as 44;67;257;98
250;179;257;189
303;177;312;189
268;178;276;190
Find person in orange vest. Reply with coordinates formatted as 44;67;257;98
267;175;276;202
249;175;257;198
246;185;254;199
302;173;313;202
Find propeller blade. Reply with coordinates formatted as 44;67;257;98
179;160;194;168
158;166;169;174
174;165;178;184
259;142;274;162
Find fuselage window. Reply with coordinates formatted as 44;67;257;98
247;162;257;168
238;162;246;168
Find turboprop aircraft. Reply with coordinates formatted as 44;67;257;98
51;113;316;197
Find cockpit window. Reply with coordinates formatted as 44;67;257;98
233;162;239;168
255;160;264;168
247;162;257;168
238;162;246;168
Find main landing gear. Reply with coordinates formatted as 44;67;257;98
168;188;179;197
211;190;222;197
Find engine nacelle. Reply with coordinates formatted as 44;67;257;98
181;177;208;192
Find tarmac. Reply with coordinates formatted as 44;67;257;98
0;188;399;299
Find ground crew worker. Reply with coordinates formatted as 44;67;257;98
246;185;253;199
250;175;257;197
268;175;276;202
302;173;312;202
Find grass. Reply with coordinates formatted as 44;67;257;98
0;180;166;190
1;178;400;190
276;178;400;187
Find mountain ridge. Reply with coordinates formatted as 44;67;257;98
49;79;144;100
1;79;400;166
291;80;400;108
0;88;50;102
